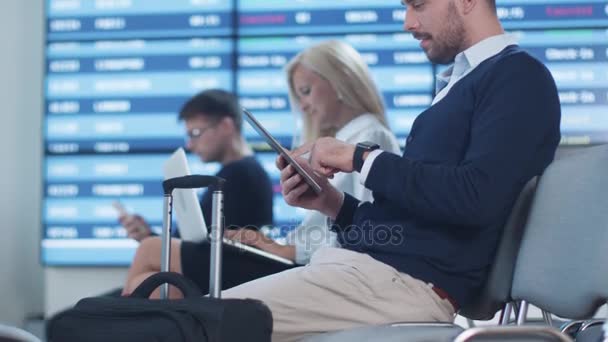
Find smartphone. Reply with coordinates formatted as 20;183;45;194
112;201;147;234
112;201;129;217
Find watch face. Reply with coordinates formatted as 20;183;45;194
359;141;380;150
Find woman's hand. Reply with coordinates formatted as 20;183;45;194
223;228;269;248
224;228;296;261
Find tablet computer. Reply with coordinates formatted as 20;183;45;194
242;107;322;194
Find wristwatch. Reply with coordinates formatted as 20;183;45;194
353;141;380;173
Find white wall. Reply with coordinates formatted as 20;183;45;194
0;1;129;322
45;268;128;317
0;0;45;326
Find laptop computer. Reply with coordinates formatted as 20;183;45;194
162;147;208;242
162;148;294;265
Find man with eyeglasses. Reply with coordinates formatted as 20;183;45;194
120;89;277;298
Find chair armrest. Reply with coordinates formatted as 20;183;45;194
454;326;573;342
580;319;605;332
389;322;459;328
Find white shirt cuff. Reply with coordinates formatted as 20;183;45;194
359;149;383;185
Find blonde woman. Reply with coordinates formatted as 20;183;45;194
226;40;401;264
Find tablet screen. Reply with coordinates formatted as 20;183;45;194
242;107;322;194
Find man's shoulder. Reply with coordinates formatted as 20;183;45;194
217;156;270;185
483;45;546;75
470;45;553;92
218;156;260;175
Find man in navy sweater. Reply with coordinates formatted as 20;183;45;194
224;0;561;341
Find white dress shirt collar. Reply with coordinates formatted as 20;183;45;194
433;33;519;104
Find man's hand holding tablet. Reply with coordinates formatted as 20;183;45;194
243;107;353;219
242;107;323;194
276;148;345;221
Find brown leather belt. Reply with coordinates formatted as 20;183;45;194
431;285;459;312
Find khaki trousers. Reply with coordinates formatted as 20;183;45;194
223;247;455;342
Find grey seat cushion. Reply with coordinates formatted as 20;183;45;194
300;323;464;342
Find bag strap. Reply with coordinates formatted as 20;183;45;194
130;271;203;299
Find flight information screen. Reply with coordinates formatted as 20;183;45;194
43;0;608;265
497;0;608;29
516;29;608;144
237;0;608;35
47;0;233;40
238;0;404;35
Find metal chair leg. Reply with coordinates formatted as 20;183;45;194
516;300;529;326
542;309;554;326
500;302;513;325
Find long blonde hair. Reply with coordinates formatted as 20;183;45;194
285;40;388;144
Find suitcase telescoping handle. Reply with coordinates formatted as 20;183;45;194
161;175;226;299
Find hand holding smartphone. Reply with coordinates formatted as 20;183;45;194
112;201;129;217
113;201;151;241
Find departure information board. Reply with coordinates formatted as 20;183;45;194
516;29;608;144
238;0;608;35
43;0;608;265
47;0;233;40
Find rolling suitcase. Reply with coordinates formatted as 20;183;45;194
47;175;273;342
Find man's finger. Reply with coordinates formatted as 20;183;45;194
318;165;337;178
280;164;297;181
282;173;303;195
284;182;311;204
291;141;314;157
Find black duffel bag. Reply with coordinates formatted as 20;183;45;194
47;272;273;342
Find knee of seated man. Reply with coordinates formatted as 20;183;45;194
138;236;181;259
139;235;162;250
134;236;163;262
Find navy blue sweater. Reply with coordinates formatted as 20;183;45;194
333;46;561;307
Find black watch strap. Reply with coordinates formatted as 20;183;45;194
353;141;380;173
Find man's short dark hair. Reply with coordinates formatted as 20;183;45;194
487;0;496;9
178;89;242;132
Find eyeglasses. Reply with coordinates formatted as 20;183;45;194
185;125;215;142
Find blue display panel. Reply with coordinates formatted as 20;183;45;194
45;38;232;155
238;33;432;146
497;0;608;29
238;0;404;36
515;29;608;144
47;0;233;40
43;151;306;265
43;33;236;265
237;0;608;36
43;0;608;266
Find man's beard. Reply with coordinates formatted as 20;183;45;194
425;2;467;64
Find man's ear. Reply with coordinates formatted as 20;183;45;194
218;116;236;134
456;0;478;15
